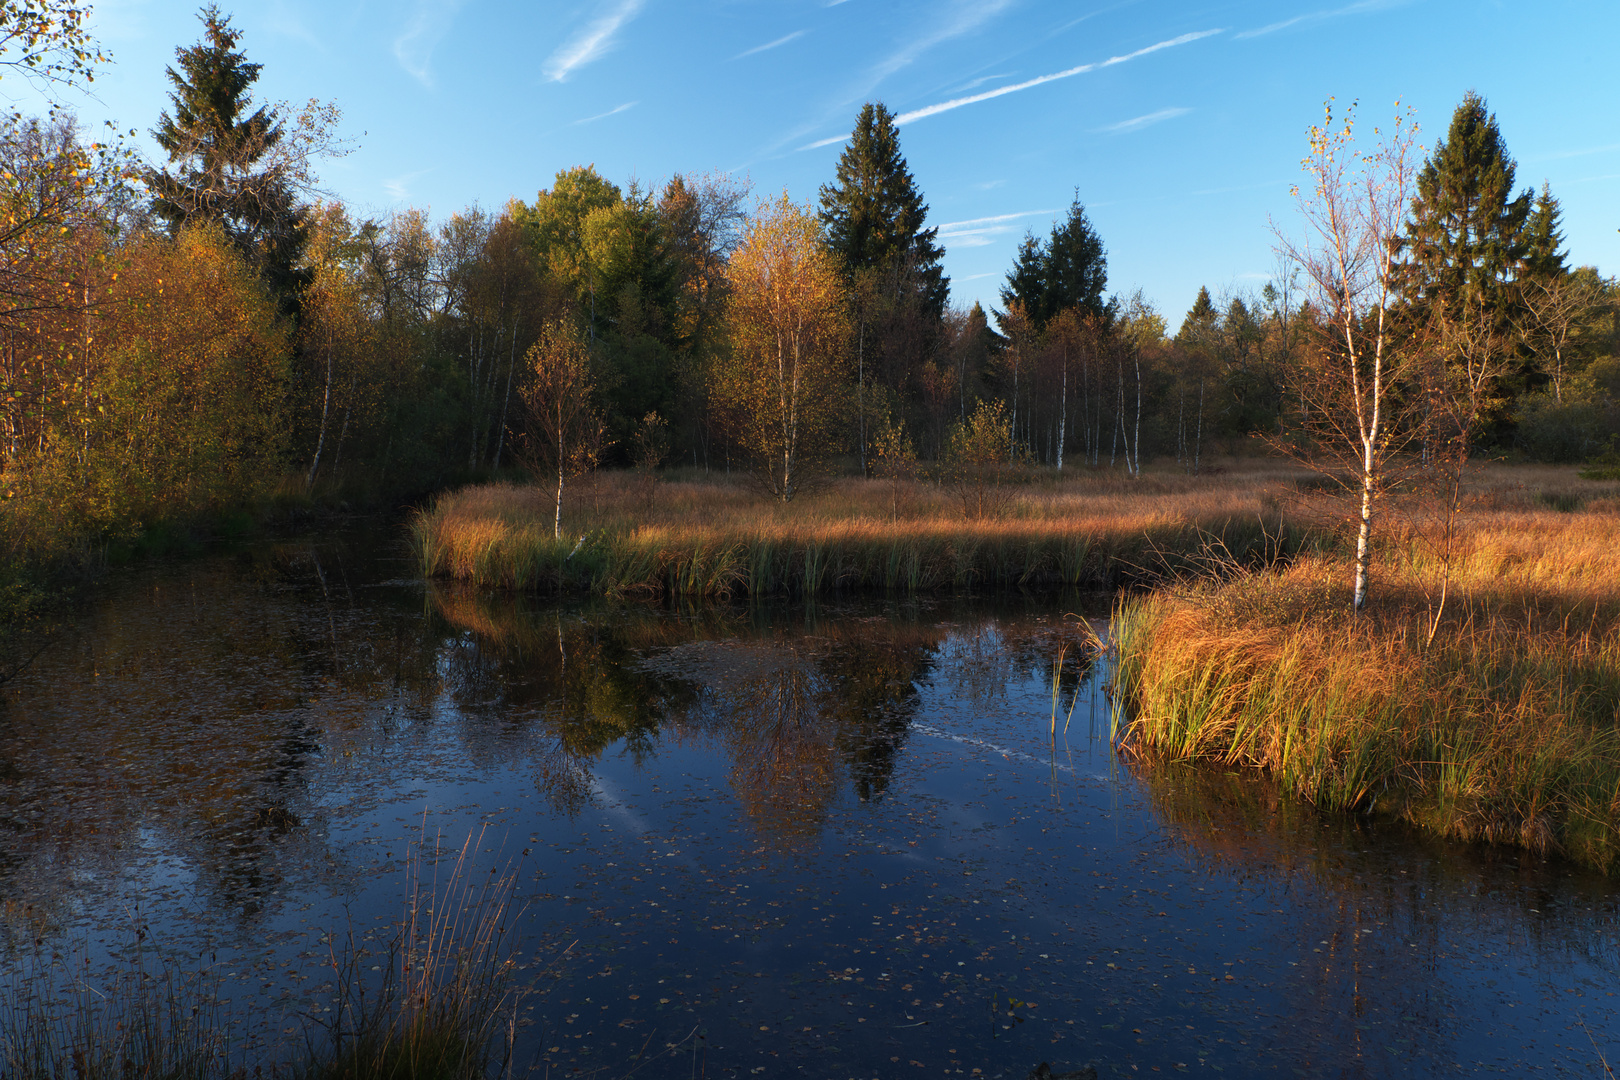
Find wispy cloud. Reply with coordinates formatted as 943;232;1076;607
868;0;1016;89
1097;106;1190;134
801;133;850;151
892;30;1221;126
1235;0;1403;40
950;72;1013;94
394;0;467;87
543;0;645;83
1529;142;1620;162
383;168;433;202
734;30;806;60
973;179;1007;190
574;101;638;124
264;1;325;51
936;209;1057;248
1048;0;1144;38
791;0;1017;152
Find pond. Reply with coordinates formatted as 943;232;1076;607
0;525;1616;1078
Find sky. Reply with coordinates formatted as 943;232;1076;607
21;0;1620;324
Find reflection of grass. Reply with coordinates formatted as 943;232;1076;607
413;464;1310;596
1114;499;1620;873
2;835;527;1080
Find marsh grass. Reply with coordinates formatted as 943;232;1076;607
1;833;527;1080
1113;497;1620;873
414;461;1315;597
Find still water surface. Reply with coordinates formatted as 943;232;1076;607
1;526;1617;1077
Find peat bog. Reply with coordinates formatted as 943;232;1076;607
0;525;1616;1077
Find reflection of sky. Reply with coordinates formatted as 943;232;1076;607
1;537;1616;1076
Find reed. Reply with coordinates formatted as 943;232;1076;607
1;833;526;1080
414;462;1312;597
1113;508;1620;873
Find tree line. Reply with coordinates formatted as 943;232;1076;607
3;5;1617;554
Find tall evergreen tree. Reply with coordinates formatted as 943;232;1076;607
998;194;1107;329
817;102;948;316
1401;91;1532;325
145;5;308;307
1523;182;1568;281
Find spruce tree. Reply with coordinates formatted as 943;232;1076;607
997;195;1107;329
817;102;948;317
1524;182;1568;281
145;5;307;307
1401;91;1531;326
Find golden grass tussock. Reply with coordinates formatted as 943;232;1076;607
1113;516;1620;874
414;460;1312;597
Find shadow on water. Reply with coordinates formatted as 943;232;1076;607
0;525;1616;1078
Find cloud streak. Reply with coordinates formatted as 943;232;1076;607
544;0;645;83
936;209;1058;248
1235;0;1403;40
574;101;638;124
1097;106;1190;133
394;0;467;87
892;29;1221;126
733;30;806;60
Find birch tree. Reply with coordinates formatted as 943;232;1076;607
712;195;849;502
1273;101;1420;612
520;319;604;538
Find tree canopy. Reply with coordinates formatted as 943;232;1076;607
144;4;308;306
817;102;948;318
999;195;1108;330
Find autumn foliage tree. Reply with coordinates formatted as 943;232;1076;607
520;318;605;538
1274;101;1421;612
713;196;849;502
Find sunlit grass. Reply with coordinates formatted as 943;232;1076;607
1112;492;1620;873
414;459;1314;596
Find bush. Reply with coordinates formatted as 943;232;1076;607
1516;396;1613;463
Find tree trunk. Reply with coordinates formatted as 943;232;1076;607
306;337;335;488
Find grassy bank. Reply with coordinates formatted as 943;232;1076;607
413;460;1313;596
1112;479;1620;874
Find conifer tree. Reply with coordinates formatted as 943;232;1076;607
817;102;947;316
1523;182;1568;281
145;5;308;307
998;195;1107;330
1401;91;1531;326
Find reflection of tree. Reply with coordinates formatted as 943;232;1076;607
0;533;451;934
1135;760;1620;1069
724;648;840;842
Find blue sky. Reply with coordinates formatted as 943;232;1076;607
31;0;1620;323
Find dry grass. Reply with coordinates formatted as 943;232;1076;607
1;832;526;1080
414;458;1315;596
1113;478;1620;874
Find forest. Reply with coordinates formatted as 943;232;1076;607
1;5;1616;597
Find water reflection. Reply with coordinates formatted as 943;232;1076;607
0;530;1615;1078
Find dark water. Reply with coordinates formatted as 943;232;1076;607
1;526;1617;1078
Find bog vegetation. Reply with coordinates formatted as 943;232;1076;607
0;0;1616;879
